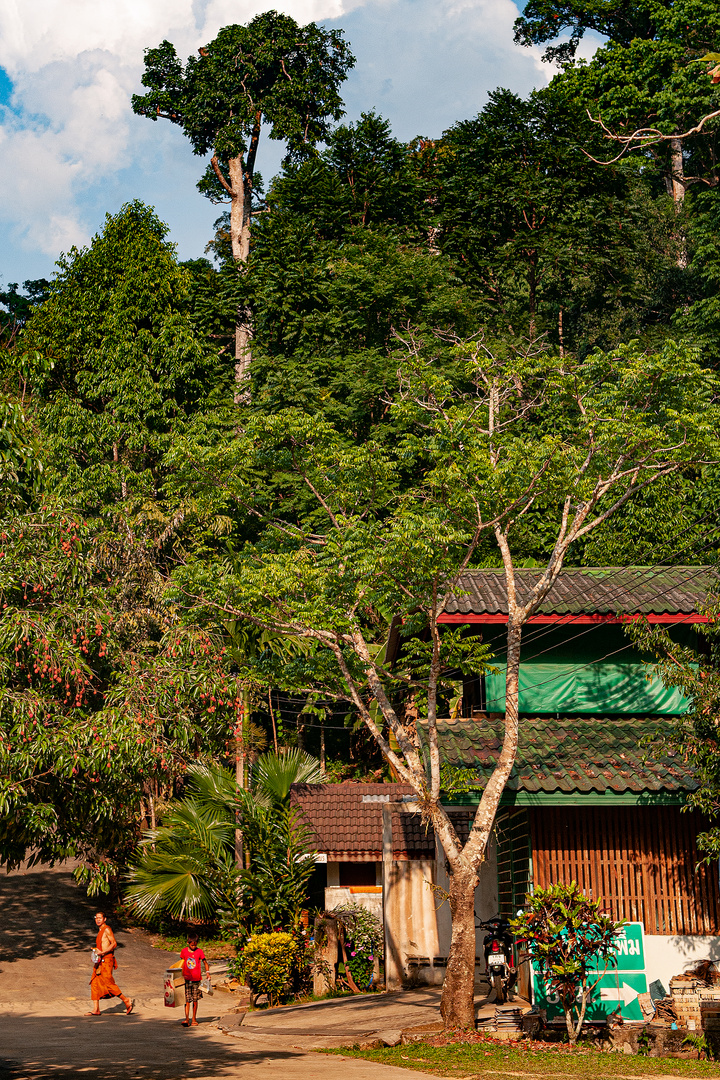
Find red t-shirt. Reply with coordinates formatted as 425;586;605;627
180;946;206;981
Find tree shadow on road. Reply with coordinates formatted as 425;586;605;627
0;1011;304;1079
0;868;98;962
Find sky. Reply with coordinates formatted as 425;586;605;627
0;0;582;288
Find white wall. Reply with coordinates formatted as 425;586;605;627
434;832;498;963
644;935;720;995
325;885;383;923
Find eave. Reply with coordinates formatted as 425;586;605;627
437;613;709;625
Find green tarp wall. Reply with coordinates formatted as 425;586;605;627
483;626;693;715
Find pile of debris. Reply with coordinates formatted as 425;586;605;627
669;960;720;1033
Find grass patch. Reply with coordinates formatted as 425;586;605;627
145;930;236;959
322;1036;717;1078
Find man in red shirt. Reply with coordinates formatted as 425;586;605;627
180;933;209;1027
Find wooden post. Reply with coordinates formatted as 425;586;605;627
313;916;338;995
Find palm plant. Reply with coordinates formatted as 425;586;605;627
124;750;325;931
252;746;326;804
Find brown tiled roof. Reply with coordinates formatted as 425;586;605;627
290;782;473;861
391;811;434;859
290;782;414;860
419;717;698;796
443;567;718;618
391;809;473;860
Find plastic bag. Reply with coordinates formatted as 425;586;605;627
201;976;213;996
91;948;100;965
164;975;176;1007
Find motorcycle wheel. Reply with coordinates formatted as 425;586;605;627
492;974;505;1004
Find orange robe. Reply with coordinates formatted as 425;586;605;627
90;929;123;1000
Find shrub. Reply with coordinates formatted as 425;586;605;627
330;904;383;991
511;881;622;1046
232;931;299;1006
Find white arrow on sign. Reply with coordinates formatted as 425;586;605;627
598;982;639;1007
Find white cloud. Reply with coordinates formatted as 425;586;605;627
0;0;348;258
0;0;556;276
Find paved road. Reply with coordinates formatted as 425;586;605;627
0;862;442;1080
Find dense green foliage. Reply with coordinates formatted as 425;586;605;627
3;1;720;898
125;754;322;930
132;12;354;189
21;201;225;511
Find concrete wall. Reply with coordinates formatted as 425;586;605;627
644;935;720;994
324;885;383;923
382;805;499;989
434;831;499;965
383;856;440;988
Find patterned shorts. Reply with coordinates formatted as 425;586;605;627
185;980;203;1003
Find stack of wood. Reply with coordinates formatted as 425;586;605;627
653;997;678;1025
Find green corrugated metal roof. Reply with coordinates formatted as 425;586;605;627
419;717;697;797
443;567;718;617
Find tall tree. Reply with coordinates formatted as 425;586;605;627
514;0;720;220
0;509;248;890
132;12;355;391
21;201;223;514
434;86;672;350
167;335;719;1028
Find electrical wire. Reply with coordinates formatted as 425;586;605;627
252;524;720;729
472;525;720;666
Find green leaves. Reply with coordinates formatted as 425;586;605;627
125;757;320;934
511;881;623;1043
20;201;226;512
132;14;355;168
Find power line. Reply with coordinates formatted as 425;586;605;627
476;528;720;666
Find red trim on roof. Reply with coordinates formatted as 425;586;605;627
437;613;709;625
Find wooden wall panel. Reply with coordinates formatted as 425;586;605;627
529;806;720;935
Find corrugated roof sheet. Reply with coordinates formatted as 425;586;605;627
421;717;698;796
443;567;719;617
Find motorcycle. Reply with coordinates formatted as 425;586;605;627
478;916;518;1004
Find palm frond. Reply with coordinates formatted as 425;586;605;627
125;847;221;920
252;748;326;803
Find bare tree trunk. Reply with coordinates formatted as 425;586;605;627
235;695;245;867
670;137;688;270
439;618;523;1026
440;861;480;1028
227;155;253;400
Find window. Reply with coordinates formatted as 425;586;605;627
339;862;378;887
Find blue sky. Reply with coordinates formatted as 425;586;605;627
0;0;584;288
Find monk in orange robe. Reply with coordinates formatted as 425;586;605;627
87;911;133;1015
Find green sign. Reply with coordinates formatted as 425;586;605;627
608;923;645;971
532;922;648;1022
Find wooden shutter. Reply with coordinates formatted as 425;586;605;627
530;806;720;935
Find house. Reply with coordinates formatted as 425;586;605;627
294;567;720;1006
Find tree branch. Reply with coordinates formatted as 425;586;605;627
211;156;236;197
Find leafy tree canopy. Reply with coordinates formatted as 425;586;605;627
20;201;225;511
132;13;354;175
514;0;720;65
433;85;676;350
0;509;248;889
